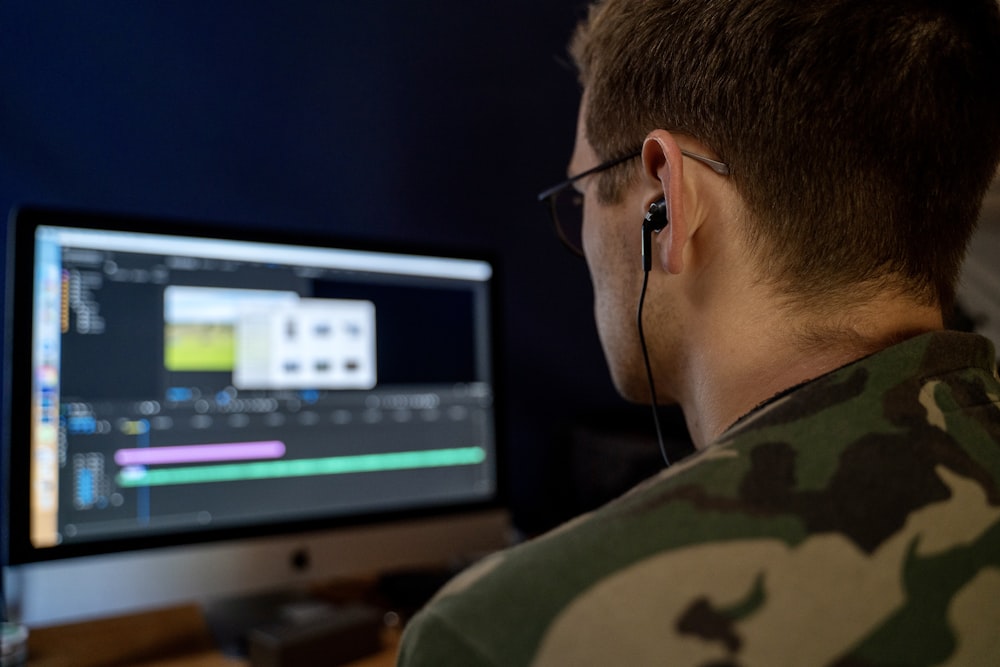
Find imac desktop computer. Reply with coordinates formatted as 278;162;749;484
1;206;508;630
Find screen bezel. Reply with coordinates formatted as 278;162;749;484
2;205;506;568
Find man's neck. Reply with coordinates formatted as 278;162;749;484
675;297;944;449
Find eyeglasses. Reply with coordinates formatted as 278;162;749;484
537;148;730;257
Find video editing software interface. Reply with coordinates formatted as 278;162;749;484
20;218;497;552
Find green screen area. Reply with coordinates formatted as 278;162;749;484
164;323;235;371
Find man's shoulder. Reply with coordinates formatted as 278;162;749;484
401;446;1000;666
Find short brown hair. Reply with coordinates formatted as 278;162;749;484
571;0;1000;311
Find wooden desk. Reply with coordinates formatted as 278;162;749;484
24;604;399;667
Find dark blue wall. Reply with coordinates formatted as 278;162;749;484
0;1;666;534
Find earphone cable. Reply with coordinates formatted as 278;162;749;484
637;269;670;467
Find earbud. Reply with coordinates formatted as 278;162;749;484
641;199;668;271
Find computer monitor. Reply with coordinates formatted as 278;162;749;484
2;206;508;628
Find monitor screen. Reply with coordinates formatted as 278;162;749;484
2;206;507;626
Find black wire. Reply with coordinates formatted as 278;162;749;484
637;269;670;467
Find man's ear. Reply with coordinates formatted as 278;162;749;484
642;131;687;275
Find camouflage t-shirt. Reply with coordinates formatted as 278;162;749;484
397;331;1000;666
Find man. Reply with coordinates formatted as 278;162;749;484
398;0;1000;664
